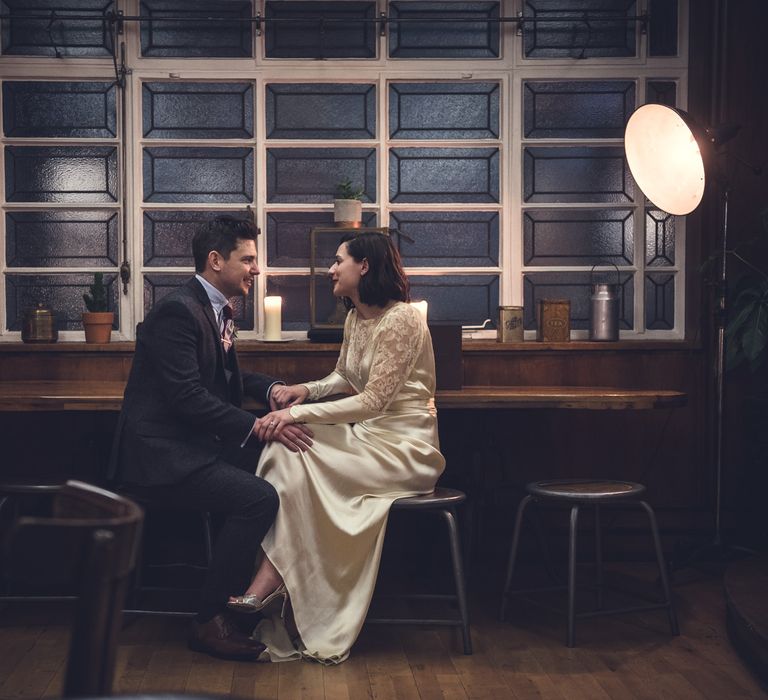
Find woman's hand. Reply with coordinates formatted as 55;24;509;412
270;384;310;409
255;407;313;452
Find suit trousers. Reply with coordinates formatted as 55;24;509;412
132;445;278;622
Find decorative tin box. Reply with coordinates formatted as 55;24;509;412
536;299;571;342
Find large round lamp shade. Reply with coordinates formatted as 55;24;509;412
624;104;706;216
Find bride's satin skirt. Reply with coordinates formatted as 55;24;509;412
253;411;445;663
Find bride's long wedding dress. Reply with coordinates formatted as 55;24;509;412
253;301;445;663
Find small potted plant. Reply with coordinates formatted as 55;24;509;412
82;272;114;343
334;178;364;228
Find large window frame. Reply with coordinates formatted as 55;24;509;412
0;0;690;341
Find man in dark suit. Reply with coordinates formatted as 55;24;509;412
109;216;312;661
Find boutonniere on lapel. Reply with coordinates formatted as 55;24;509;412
222;319;238;352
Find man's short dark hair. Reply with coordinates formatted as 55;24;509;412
192;216;258;273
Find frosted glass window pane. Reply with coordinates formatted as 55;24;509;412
266;148;376;204
3;81;116;138
6;273;118;331
523;209;633;266
524;146;633;203
1;0;114;57
266;211;376;267
143;82;253;139
140;0;252;58
142;147;254;203
645;209;675;266
388;2;500;59
266;84;375;140
409;274;499;325
389;211;499;267
648;0;678;57
5;146;118;203
264;1;376;59
266;276;311;330
523;81;635;139
645;273;674;329
7;211;118;267
522;0;637;59
389;82;499;139
390;148;499;203
647;81;676;107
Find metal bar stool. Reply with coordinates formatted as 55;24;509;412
0;480;211;616
367;487;472;655
499;479;679;647
0;480;72;602
114;485;213;617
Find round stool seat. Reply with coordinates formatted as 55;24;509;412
526;479;645;502
392;487;466;510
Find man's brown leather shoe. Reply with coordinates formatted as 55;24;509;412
188;613;266;661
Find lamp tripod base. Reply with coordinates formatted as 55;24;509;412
670;533;756;580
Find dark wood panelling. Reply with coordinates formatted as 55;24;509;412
0;342;707;548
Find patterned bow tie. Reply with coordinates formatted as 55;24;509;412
221;304;234;352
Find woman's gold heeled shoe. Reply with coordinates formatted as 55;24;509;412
228;583;288;615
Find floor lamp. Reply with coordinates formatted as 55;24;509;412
624;104;744;565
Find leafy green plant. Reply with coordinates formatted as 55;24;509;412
725;206;768;373
83;272;109;313
335;178;364;200
726;274;768;372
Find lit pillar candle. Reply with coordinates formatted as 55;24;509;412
264;296;282;340
411;300;428;323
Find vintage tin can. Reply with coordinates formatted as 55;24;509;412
497;306;524;342
536;299;571;342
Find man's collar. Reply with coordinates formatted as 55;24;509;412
195;274;229;314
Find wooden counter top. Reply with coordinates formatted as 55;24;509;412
0;380;686;412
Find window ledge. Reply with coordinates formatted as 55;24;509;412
462;339;701;352
0;338;701;354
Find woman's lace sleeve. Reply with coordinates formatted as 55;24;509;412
290;304;425;424
300;310;353;400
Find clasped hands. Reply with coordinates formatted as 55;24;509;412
253;384;312;452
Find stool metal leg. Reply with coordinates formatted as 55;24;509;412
639;500;679;636
567;505;580;648
594;504;603;611
500;494;534;621
532;502;558;584
202;512;213;565
441;507;472;655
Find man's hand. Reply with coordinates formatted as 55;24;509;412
270;384;310;409
274;423;314;452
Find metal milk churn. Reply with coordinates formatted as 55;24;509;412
589;265;620;341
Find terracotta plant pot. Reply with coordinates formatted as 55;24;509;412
82;311;114;344
333;199;362;227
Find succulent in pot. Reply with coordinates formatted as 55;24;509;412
82;272;114;344
333;178;364;227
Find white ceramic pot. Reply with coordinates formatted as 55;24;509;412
333;199;362;227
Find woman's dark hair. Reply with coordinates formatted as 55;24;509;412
340;231;410;309
192;216;258;272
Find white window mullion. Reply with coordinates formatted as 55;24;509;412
130;71;148;336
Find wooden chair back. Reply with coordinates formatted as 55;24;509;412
3;480;143;697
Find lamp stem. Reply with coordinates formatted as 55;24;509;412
714;187;729;544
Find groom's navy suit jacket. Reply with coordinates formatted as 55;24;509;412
109;277;275;486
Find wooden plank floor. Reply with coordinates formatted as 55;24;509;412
0;566;765;699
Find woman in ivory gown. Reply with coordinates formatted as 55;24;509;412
228;231;445;663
